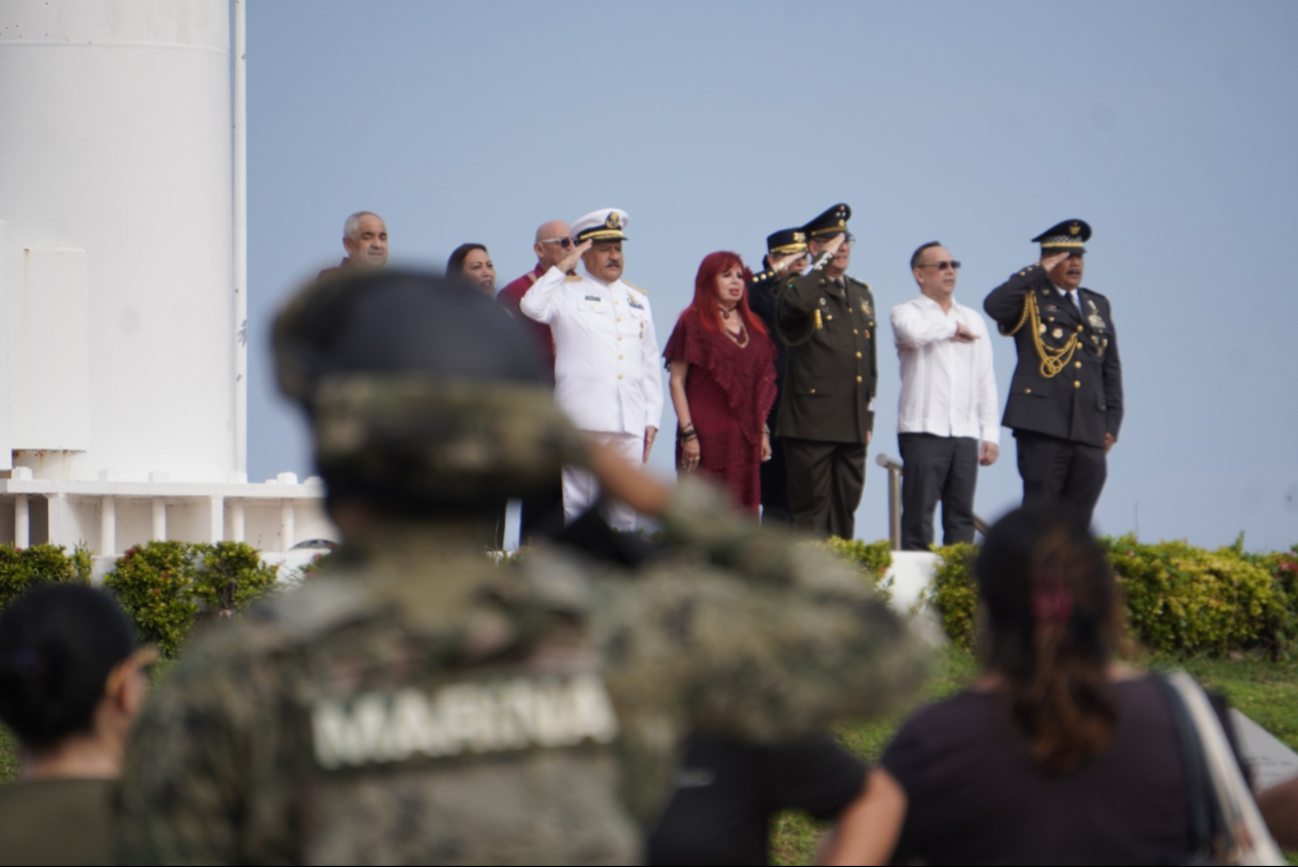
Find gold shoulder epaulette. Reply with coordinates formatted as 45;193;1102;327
563;274;582;283
847;275;871;291
623;280;648;295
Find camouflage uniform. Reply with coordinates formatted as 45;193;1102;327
115;271;928;865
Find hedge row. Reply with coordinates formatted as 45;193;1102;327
926;535;1298;657
6;534;1297;659
0;541;279;657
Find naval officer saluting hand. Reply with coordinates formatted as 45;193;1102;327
983;220;1123;528
520;208;664;531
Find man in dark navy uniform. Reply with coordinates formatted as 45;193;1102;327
983;220;1123;527
747;228;809;525
777;204;878;539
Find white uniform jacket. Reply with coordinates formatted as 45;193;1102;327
520;265;664;435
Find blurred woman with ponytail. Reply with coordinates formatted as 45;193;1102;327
823;509;1250;865
0;584;155;865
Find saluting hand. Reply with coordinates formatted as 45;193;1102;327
824;233;848;257
1040;251;1071;273
557;239;592;274
772;252;805;276
953;323;979;343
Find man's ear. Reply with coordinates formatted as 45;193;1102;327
343;235;355;256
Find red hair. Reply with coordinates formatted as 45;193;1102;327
681;251;769;335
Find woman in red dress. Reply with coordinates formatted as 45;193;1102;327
663;251;778;515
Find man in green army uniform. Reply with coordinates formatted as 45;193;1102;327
114;271;928;865
983;220;1124;528
746;227;810;525
777;204;878;539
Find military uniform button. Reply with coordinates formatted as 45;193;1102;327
855;351;862;358
1075;361;1082;368
810;388;816;394
1025;388;1032;394
856;376;862;383
1048;316;1055;322
852;329;858;335
1076;325;1083;332
847;308;853;313
1074;381;1081;388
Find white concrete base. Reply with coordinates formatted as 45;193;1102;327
0;473;335;557
882;550;947;648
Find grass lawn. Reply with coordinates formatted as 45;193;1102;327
2;649;1296;864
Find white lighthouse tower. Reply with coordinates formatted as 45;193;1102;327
0;0;330;557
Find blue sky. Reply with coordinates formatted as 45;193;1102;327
245;1;1298;550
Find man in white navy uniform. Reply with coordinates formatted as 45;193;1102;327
520;208;663;530
891;241;999;550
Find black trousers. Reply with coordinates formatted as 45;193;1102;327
898;433;979;550
1014;429;1107;528
518;478;565;546
760;436;793;526
784;438;866;540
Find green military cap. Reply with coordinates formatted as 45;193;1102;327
274;270;588;509
801;203;852;239
766;228;808;256
1032;219;1092;254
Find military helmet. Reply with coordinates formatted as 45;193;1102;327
274;269;587;509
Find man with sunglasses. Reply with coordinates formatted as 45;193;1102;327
984;220;1123;528
776;204;877;540
891;242;999;550
497;219;572;377
497;219;572;541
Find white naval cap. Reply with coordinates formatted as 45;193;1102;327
571;208;629;244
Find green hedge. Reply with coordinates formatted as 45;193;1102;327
0;543;93;612
923;537;1298;657
104;542;279;657
821;538;893;601
0;541;279;658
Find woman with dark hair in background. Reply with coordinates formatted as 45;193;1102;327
664;251;777;515
0;584;155;865
827;509;1252;865
447;242;496;295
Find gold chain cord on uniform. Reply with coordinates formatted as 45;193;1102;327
1000;291;1079;379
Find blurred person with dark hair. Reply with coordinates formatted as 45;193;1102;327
664;251;777;515
827;508;1250;865
319;210;388;278
113;269;928;865
0;584;155;866
745;228;810;525
447;242;496;295
497;220;571;542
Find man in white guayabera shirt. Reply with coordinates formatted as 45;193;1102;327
890;241;999;550
520;208;663;530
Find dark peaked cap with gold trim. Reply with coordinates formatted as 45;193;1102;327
766;228;808;256
572;208;629;244
1032;219;1092;254
802;203;852;239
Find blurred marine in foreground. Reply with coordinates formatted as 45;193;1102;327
114;270;928;865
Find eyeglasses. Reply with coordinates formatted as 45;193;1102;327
538;237;573;249
917;260;961;271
